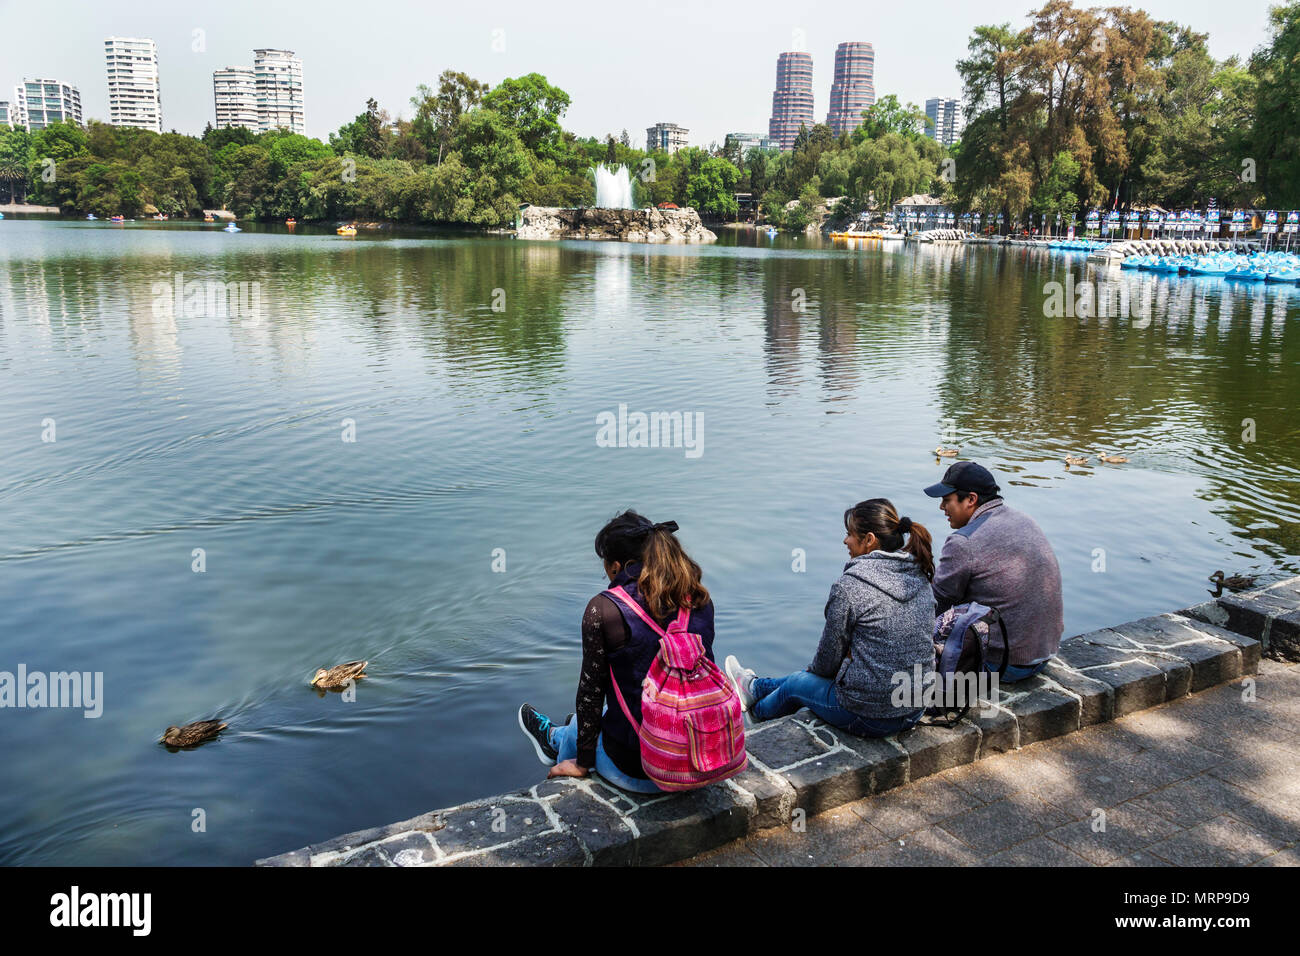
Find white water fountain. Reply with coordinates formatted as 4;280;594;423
594;164;635;209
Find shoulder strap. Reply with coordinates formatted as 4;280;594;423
608;663;641;735
604;586;689;637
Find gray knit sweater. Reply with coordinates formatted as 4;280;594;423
931;499;1065;666
808;550;937;718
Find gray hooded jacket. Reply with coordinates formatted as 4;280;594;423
808;550;937;718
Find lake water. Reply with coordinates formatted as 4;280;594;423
1;218;1297;865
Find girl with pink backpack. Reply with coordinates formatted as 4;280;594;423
518;511;746;793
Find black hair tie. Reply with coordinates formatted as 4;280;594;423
897;516;913;535
652;520;679;533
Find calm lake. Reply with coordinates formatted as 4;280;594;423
1;218;1297;865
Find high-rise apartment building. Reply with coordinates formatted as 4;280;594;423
0;97;23;129
105;36;162;132
768;51;814;150
825;42;875;135
9;78;82;130
646;122;689;154
213;67;259;130
725;132;779;154
253;49;304;134
925;97;964;146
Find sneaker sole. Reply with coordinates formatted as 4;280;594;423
517;706;556;765
724;655;752;713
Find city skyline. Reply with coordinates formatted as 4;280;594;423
0;0;1283;146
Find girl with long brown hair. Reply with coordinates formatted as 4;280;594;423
517;510;714;792
726;498;937;737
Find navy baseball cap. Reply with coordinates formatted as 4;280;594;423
924;461;1001;498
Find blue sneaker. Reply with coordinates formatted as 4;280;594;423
518;703;558;764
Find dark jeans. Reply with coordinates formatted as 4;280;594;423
750;670;923;737
996;659;1050;682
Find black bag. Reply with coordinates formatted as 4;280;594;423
921;602;1009;727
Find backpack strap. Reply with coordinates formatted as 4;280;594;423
604;586;686;637
987;608;1011;676
608;662;642;735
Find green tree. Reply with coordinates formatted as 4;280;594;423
857;95;928;140
685;156;740;218
1251;1;1300;207
481;73;571;162
412;70;488;165
331;98;387;159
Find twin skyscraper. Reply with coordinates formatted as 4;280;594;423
768;42;876;150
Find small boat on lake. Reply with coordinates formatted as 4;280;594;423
337;224;357;236
224;222;241;233
109;215;125;223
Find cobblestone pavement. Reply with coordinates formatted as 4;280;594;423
678;661;1300;867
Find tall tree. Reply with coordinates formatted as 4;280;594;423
1251;1;1300;207
412;70;487;165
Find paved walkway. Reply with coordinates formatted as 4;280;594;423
678;660;1300;867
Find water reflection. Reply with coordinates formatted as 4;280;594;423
0;222;1298;866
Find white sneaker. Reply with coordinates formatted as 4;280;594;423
725;655;756;712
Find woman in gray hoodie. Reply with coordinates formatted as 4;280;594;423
726;499;937;737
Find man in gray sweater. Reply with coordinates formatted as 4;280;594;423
924;461;1064;681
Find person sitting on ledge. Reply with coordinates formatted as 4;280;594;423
725;499;936;737
924;460;1064;682
517;511;714;794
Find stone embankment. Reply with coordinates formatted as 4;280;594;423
256;576;1298;867
1088;238;1243;263
911;228;971;243
515;205;716;243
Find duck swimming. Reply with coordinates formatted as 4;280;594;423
1209;570;1256;594
309;660;368;689
161;720;227;748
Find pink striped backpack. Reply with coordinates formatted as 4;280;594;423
604;586;747;791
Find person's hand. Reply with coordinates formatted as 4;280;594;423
547;759;590;779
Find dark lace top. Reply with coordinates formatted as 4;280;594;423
574;592;630;769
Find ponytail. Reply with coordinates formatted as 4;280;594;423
639;525;710;620
844;498;935;580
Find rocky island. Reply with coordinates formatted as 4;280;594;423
516;204;717;243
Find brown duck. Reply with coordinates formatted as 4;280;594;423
1209;571;1256;594
161;720;227;747
310;660;368;689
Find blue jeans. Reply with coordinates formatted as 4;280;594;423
549;715;663;794
750;670;923;737
996;659;1050;683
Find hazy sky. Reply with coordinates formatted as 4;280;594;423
0;0;1282;147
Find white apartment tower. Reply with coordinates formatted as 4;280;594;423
924;97;964;147
253;49;304;134
213;67;258;130
105;36;162;132
7;79;82;131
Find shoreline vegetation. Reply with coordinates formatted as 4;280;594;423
0;2;1296;232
